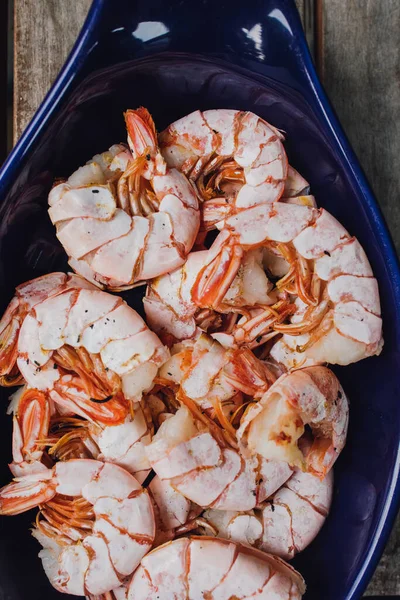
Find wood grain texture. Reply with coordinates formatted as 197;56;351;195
323;0;400;256
366;515;400;596
12;0;400;596
13;0;91;140
323;2;400;593
0;0;9;162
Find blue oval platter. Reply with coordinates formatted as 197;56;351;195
0;1;399;599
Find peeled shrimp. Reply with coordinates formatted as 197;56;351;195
238;366;349;478
0;459;155;596
0;272;95;387
126;536;305;599
11;279;168;412
49;108;200;290
160;109;287;222
162;111;381;365
145;233;279;344
148;475;194;545
157;333;276;439
8;386;53;477
146;406;292;511
199;207;383;365
8;383;155;483
203;466;333;560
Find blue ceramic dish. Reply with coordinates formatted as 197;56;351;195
0;1;399;598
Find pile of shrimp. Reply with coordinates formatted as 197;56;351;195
0;106;382;599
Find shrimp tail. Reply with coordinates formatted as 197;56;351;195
192;232;243;309
125;107;158;157
0;473;55;515
9;388;51;477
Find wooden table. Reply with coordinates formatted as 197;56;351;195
13;0;400;596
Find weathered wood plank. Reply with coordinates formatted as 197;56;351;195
321;3;400;591
13;0;91;141
367;516;400;596
0;0;10;161
322;0;400;255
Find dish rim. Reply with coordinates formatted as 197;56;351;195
1;1;400;598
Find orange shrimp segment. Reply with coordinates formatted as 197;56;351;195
127;537;305;599
125;107;157;157
0;460;155;596
238;366;349;479
0;273;94;387
49;108;200;290
192;232;244;309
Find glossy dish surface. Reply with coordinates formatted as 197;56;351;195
0;1;399;599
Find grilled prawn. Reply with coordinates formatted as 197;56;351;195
238;366;349;478
0;272;96;387
126;536;305;599
160;109;382;366
0;459;155;596
202;461;333;560
146;405;292;511
49;109;200;290
11;281;168;412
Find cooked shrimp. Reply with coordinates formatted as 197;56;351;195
267;208;383;366
202;466;333;560
8;384;154;482
279;165;318;212
0;459;155;596
157;333;275;438
86;590;127;600
144;233;283;345
144;249;208;343
144;161;310;341
148;475;194;545
0;272;95;387
88;402;153;482
162;113;381;365
146;405;292;511
10;281;168;412
49;108;200;290
160;109;287;223
8;386;52;477
238;366;348;478
47;405;154;483
256;467;333;559
198;207;382;365
126;536;305;599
